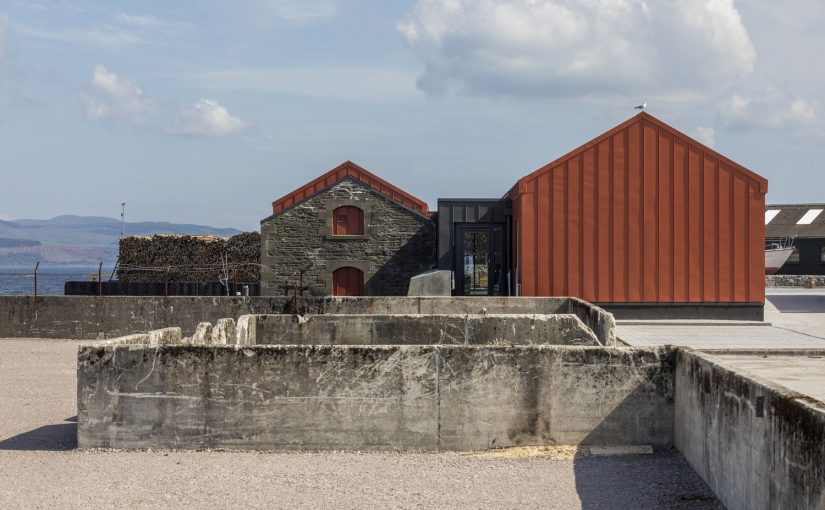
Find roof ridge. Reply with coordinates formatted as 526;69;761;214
507;112;767;197
269;161;430;216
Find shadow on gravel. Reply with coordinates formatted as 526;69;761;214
0;416;77;451
571;368;723;509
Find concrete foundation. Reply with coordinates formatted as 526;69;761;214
407;270;452;296
600;302;764;321
250;313;602;346
0;296;615;344
77;344;674;451
675;349;825;510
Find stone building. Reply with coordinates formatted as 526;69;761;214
260;161;436;296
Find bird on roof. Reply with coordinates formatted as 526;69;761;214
634;100;647;110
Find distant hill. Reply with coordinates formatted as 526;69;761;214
0;215;244;266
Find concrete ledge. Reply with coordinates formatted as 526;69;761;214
675;349;825;510
0;296;615;345
253;313;601;346
77;344;674;451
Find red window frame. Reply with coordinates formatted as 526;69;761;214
332;267;364;296
332;206;364;236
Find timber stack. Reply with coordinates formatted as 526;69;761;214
117;232;260;282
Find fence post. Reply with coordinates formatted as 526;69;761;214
34;261;40;297
165;268;169;297
98;262;103;297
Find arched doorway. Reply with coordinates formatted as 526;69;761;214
332;267;364;296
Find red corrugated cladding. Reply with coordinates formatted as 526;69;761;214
508;112;767;303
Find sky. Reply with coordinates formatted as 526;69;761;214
0;0;823;231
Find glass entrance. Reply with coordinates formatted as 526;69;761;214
462;229;491;295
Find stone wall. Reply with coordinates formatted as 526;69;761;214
765;274;825;287
77;344;674;451
117;232;260;282
260;179;436;296
675;349;825;510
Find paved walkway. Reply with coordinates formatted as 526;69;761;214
713;354;825;402
617;288;825;349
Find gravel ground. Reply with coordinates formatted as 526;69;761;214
0;339;723;510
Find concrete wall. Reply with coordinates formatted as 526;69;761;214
252;313;601;346
0;296;614;344
260;179;436;296
77;344;674;451
674;350;825;510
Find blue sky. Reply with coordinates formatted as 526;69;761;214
0;0;823;230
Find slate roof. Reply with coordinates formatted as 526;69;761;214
765;204;825;238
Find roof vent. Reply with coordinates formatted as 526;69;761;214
797;209;823;225
765;210;780;224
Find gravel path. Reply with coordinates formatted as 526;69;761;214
0;339;722;509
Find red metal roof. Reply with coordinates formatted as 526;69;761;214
507;112;768;198
271;161;430;215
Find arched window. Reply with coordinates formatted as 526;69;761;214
332;267;364;296
332;206;364;235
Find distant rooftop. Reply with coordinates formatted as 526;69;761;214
765;204;825;238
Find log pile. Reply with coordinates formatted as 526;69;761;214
117;232;260;282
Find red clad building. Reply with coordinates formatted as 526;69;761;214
507;112;767;319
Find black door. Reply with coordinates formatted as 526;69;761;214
456;224;505;296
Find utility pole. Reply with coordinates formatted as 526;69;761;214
120;202;126;238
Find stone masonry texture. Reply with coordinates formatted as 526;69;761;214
260;179;436;296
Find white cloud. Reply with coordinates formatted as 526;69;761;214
171;99;247;136
692;126;716;147
721;88;818;130
397;0;756;98
81;64;155;123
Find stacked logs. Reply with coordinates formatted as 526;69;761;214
117;232;260;283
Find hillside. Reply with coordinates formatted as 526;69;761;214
0;216;244;266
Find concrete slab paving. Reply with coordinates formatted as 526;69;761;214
618;288;825;349
711;353;825;403
617;324;825;349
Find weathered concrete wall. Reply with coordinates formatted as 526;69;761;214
252;314;601;346
674;350;825;510
407;270;451;297
260;179;436;296
77;345;674;451
0;296;614;344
